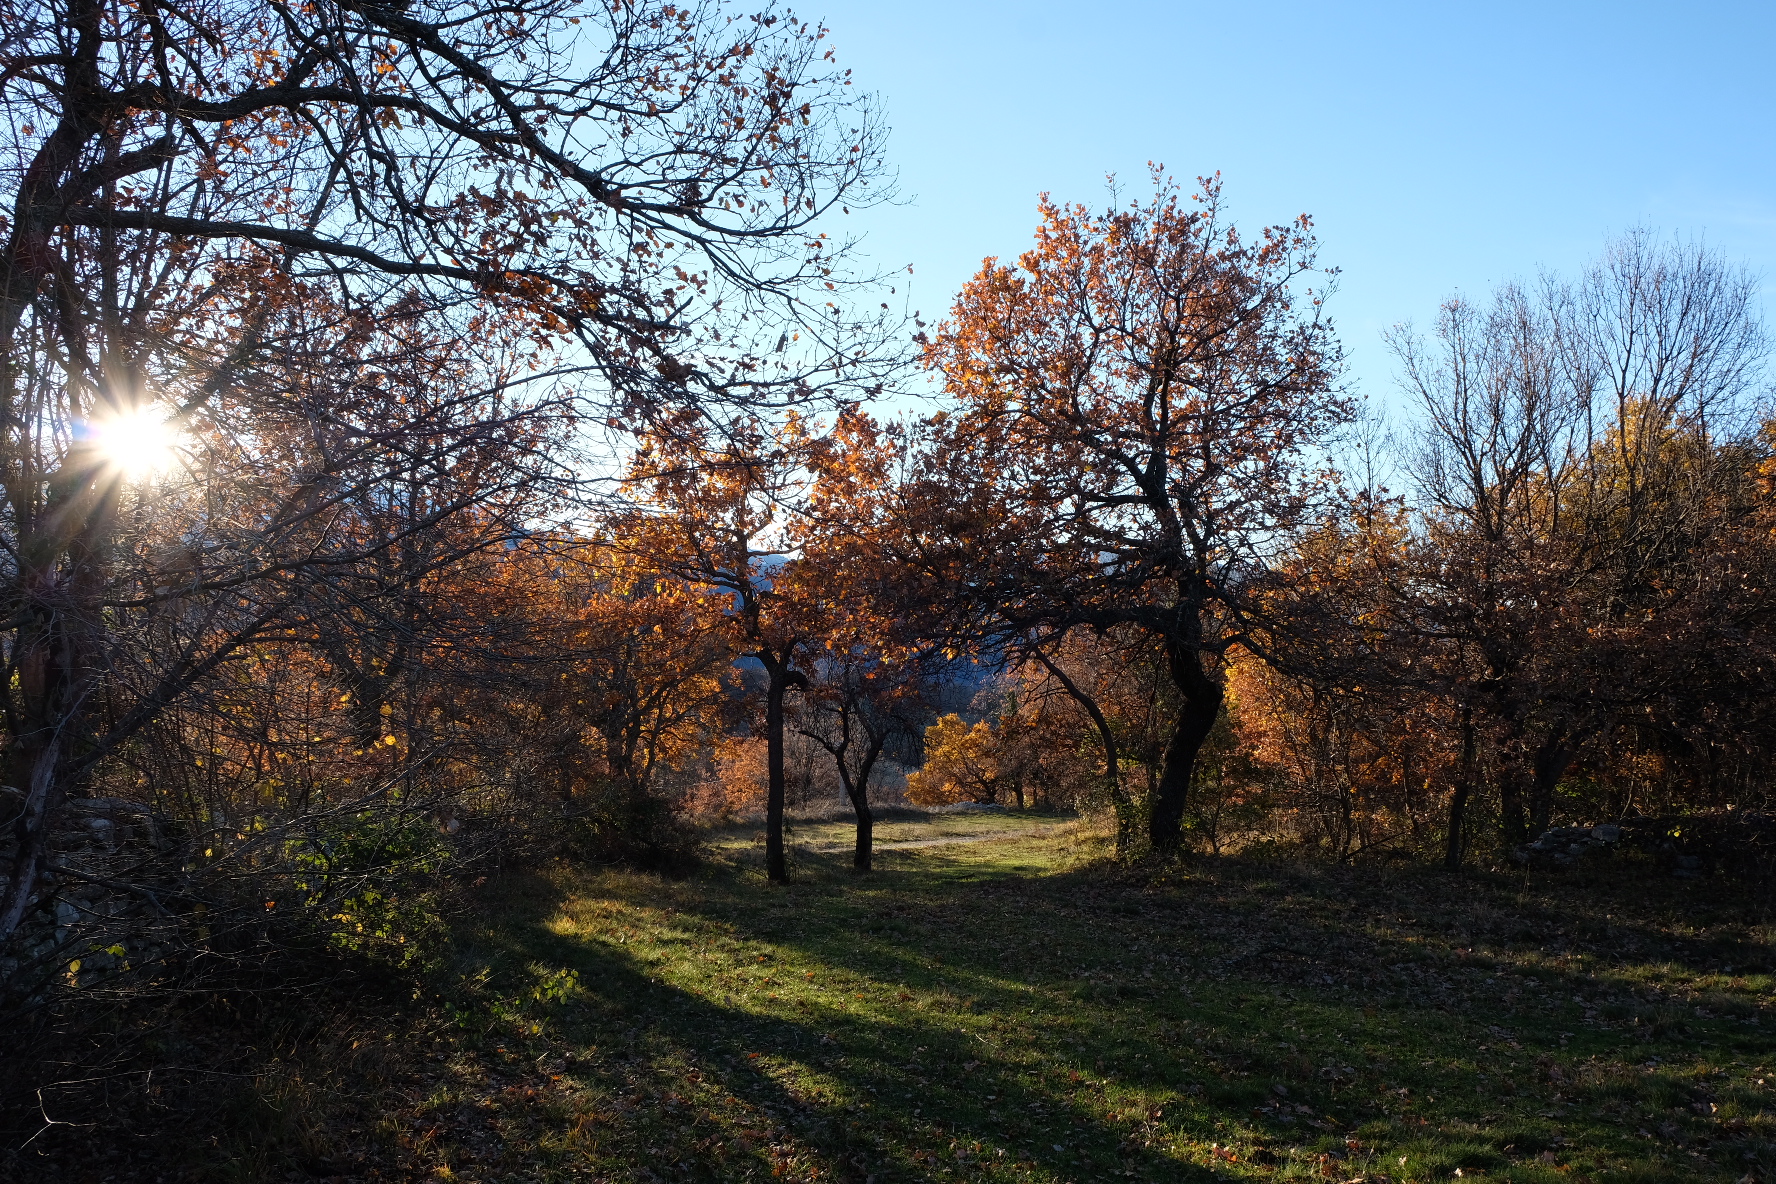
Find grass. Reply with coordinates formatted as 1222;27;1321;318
704;806;1057;857
13;812;1776;1182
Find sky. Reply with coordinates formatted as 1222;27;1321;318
811;0;1776;411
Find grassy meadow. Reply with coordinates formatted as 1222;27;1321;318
19;812;1776;1183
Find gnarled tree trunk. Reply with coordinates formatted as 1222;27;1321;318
1149;642;1224;853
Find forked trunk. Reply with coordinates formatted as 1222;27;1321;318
850;789;874;872
843;732;886;872
804;706;883;874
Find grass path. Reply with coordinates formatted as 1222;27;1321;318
703;809;1069;857
854;830;1054;850
781;814;1072;854
351;816;1776;1184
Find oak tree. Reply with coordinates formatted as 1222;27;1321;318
917;173;1348;851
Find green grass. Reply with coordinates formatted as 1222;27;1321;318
355;816;1776;1182
26;814;1770;1181
703;807;1061;857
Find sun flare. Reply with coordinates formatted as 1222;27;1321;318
89;404;181;478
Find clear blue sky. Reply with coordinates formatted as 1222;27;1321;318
816;0;1776;407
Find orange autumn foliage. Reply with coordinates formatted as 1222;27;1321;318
905;715;1004;806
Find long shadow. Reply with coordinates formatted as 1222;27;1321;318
743;844;1775;1170
453;853;1224;1182
457;837;1776;1183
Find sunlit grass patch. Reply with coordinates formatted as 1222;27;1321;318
182;815;1776;1182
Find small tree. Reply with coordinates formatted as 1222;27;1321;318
620;417;828;883
907;714;1009;806
797;643;934;870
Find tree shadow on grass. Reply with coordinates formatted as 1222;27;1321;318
455;857;1226;1182
449;838;1776;1183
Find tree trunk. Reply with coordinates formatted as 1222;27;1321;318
1;448;115;945
764;671;789;884
0;736;64;944
1150;643;1223;853
1327;710;1355;861
850;732;889;872
1445;707;1475;870
1498;769;1530;847
1528;728;1574;838
850;788;874;872
759;651;807;885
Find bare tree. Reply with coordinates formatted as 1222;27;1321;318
1389;231;1767;845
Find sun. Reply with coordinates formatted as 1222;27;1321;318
88;404;182;478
